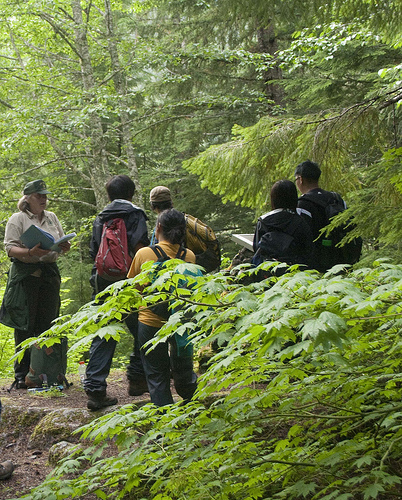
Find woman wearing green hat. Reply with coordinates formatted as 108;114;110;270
2;179;71;389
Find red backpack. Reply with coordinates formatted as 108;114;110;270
95;218;132;280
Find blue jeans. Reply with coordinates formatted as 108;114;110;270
138;321;197;406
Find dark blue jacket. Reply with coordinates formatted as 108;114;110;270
89;200;149;292
90;200;149;260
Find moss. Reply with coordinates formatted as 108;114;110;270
28;408;93;449
0;404;46;431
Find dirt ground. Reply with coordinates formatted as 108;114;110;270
0;370;155;500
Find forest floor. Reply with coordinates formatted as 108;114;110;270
0;370;157;500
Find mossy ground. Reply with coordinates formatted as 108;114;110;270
0;370;154;499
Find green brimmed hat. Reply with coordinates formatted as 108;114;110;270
23;179;51;195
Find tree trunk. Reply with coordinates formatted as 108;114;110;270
71;0;111;208
257;23;283;106
103;0;144;207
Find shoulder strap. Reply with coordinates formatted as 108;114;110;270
302;191;343;209
175;246;187;260
330;191;345;205
150;245;170;262
151;244;187;262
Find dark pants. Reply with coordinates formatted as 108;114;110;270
14;274;61;382
85;273;145;393
84;312;145;393
125;312;146;382
138;321;197;406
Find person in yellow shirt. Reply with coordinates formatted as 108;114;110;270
127;209;198;406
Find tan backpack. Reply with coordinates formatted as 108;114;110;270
184;214;221;273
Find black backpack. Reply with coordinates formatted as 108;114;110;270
253;231;298;267
302;191;362;269
251;213;310;278
148;245;188;320
148;245;203;357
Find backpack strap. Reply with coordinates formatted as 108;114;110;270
150;245;170;262
301;191;344;209
175;246;187;260
330;191;346;207
151;244;187;262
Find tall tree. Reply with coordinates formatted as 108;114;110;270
0;0;146;209
183;1;402;256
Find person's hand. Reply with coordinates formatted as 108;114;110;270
29;243;51;258
59;241;71;253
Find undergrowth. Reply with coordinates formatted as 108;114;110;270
14;259;402;500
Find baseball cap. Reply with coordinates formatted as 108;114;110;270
149;186;172;203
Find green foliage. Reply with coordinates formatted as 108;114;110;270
182;11;402;260
0;312;16;379
28;387;66;399
280;22;401;113
21;260;402;499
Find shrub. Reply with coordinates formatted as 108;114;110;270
23;260;402;499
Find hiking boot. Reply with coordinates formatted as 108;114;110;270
0;461;14;480
128;378;149;397
86;391;118;411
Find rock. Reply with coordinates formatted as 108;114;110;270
48;441;81;466
0;405;47;447
28;408;93;449
2;405;47;429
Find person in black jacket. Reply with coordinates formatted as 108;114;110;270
89;176;149;294
295;160;349;272
86;175;150;411
253;180;314;270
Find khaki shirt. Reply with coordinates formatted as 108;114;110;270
4;210;65;263
127;242;196;327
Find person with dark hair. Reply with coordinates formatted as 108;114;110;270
294;160;321;183
270;179;299;211
127;208;198;406
295;160;354;272
89;175;149;293
105;175;136;202
252;180;313;269
86;174;150;411
1;180;71;389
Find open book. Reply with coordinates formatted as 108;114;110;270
20;225;76;253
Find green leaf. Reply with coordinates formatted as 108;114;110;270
363;483;385;499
